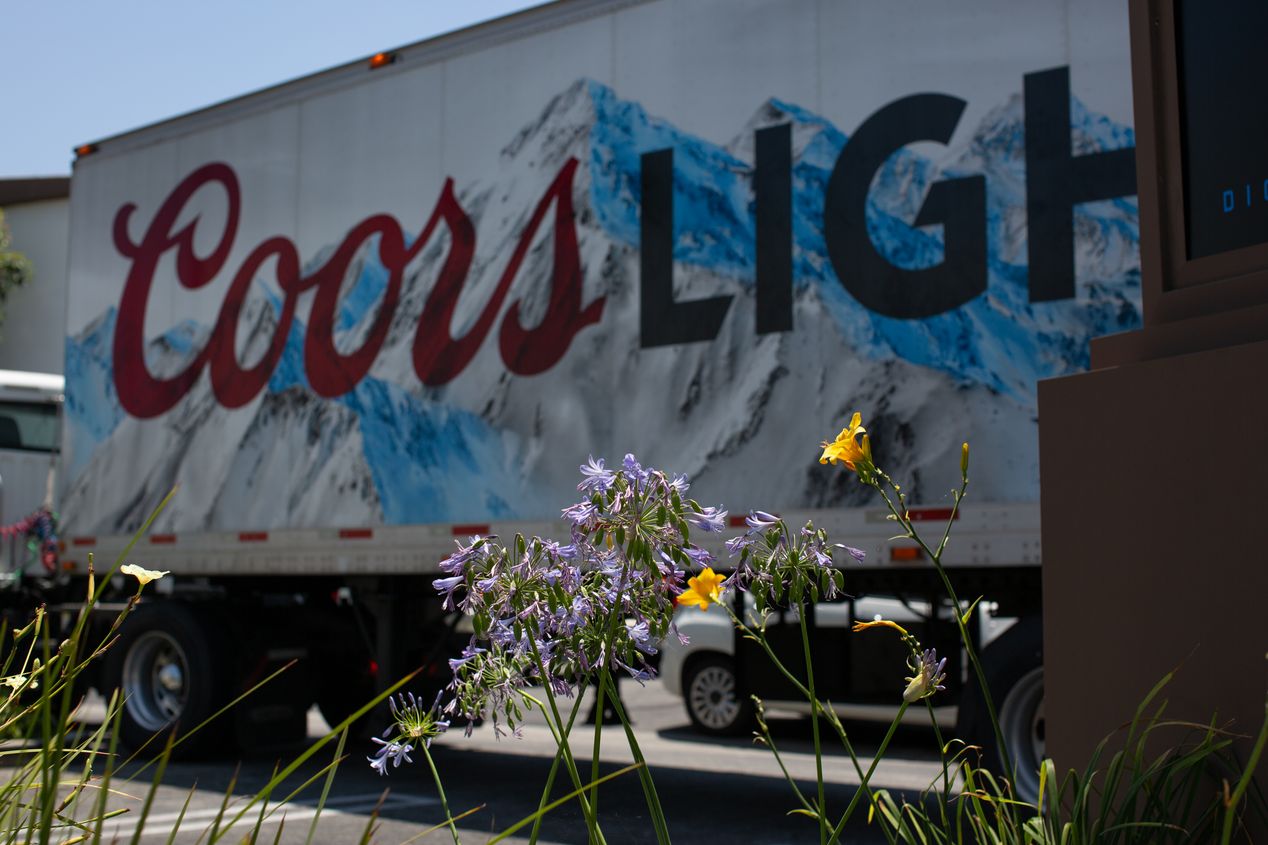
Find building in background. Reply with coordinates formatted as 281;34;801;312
0;178;69;375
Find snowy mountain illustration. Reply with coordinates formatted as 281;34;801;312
62;78;1140;534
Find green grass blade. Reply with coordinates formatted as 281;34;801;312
355;791;387;845
487;763;644;845
162;786;197;845
303;726;349;845
395;804;485;845
126;729;175;845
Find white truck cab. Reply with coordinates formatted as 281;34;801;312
0;369;63;573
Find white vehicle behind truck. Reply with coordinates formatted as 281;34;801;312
0;370;63;569
0;0;1136;793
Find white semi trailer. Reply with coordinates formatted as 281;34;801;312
4;0;1138;789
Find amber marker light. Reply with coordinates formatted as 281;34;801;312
74;143;97;158
890;546;923;562
369;51;396;70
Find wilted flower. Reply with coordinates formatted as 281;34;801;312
120;564;170;585
852;619;910;636
903;648;948;703
676;567;726;611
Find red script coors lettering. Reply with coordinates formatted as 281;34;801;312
111;159;604;418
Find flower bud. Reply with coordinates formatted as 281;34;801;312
960;442;969;479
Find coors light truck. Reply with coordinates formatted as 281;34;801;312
8;0;1138;789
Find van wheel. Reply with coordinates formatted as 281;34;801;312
103;603;229;757
957;616;1044;803
683;654;752;736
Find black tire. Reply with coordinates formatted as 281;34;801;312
956;616;1044;803
315;658;376;738
102;602;231;757
682;654;754;737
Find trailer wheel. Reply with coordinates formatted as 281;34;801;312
103;603;229;756
316;662;376;737
956;616;1044;803
683;654;752;736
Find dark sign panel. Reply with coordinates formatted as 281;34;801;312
1178;0;1268;259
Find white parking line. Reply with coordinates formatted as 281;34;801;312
101;791;438;839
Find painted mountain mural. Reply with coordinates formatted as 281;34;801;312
62;79;1140;534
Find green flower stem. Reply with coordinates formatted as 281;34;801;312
528;685;589;845
524;640;605;845
924;700;952;829
418;742;460;845
590;557;634;822
798;604;829;844
723;607;887;830
818;711;898;845
488;763;645;845
589;670;607;817
875;475;1014;788
598;671;671;845
827;701;909;845
725;605;895;842
752;709;816;815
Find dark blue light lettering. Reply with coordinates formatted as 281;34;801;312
1225;189;1235;212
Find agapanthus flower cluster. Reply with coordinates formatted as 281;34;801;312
725;511;863;614
369;691;449;776
429;455;726;738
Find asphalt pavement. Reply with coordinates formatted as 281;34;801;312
56;681;945;844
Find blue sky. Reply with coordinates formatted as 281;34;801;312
2;1;540;177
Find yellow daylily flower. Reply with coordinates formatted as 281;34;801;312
819;412;870;472
851;619;910;636
676;567;726;611
120;564;170;585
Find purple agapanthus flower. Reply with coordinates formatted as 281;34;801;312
561;500;600;527
448;642;486;672
578;455;616;493
840;544;866;563
433;575;465;610
682;546;714;567
685;506;728;533
627;620;658;655
439;538;483;574
746;511;781;531
622;454;650;487
368;738;414;775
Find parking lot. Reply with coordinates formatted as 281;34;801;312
73;680;945;844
